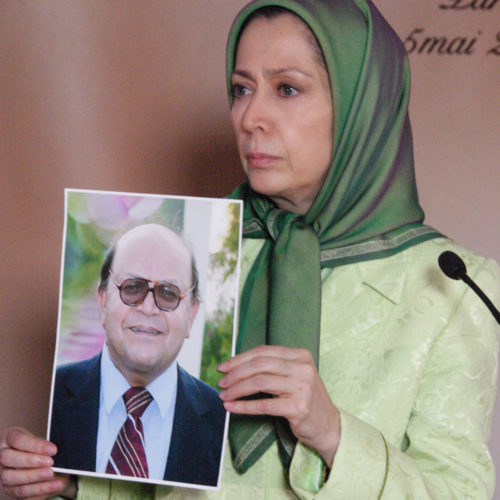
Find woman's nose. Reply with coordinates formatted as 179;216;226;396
240;91;270;133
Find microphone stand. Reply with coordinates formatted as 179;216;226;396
456;269;500;324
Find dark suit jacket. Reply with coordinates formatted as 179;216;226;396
50;353;226;487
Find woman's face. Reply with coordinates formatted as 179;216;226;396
231;14;333;215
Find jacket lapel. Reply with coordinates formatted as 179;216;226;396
164;366;213;484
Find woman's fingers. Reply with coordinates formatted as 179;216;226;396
218;345;307;373
0;448;53;470
218;345;312;387
218;345;316;404
1;428;57;461
220;372;292;401
219;357;294;392
3;475;66;500
3;474;59;496
218;345;340;466
221;388;309;418
1;464;54;485
0;427;74;499
1;466;72;500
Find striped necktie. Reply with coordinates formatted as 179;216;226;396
106;387;153;478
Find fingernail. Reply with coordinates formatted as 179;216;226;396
40;468;54;479
43;443;57;455
223;401;234;411
37;456;53;467
217;361;228;372
218;377;227;388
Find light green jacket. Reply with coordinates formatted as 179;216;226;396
71;238;500;500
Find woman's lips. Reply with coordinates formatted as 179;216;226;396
246;152;279;168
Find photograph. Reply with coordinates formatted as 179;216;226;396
47;189;242;489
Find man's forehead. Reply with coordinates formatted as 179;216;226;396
113;224;191;277
117;224;185;247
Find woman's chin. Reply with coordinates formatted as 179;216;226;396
247;174;282;199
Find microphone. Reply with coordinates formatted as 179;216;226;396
438;251;500;324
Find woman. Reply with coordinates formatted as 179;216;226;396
1;0;498;498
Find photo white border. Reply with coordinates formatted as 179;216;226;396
46;187;243;490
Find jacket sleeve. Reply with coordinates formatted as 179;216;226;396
289;257;499;499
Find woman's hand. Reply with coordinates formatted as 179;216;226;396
0;427;76;499
218;345;341;467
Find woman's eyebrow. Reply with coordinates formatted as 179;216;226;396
265;67;313;78
232;67;313;79
232;69;253;80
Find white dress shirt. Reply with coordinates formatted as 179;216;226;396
95;343;178;479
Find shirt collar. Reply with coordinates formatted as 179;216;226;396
100;343;178;418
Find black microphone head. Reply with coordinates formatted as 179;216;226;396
438;251;467;280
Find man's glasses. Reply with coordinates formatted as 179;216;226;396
109;271;193;312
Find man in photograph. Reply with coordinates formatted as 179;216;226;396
50;223;225;487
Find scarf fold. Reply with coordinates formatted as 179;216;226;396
226;0;442;475
230;202;321;472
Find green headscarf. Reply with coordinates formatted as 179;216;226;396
227;0;442;475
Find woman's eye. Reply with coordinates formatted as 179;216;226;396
232;84;250;98
278;84;299;97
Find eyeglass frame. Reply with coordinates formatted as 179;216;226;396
108;270;195;312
